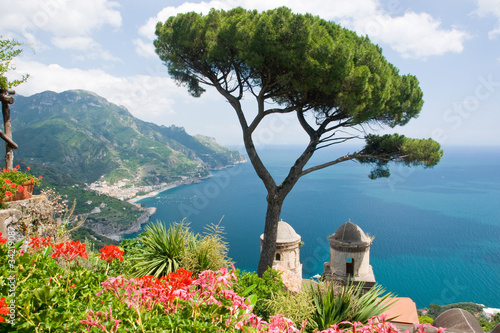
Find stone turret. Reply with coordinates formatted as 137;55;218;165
323;220;375;288
260;219;302;278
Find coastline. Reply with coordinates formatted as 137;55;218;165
127;160;247;204
97;206;158;241
127;177;203;204
107;160;247;239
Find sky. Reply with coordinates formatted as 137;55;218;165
1;0;499;147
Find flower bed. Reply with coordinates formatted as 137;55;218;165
0;232;443;332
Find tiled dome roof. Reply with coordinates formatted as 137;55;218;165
331;220;371;244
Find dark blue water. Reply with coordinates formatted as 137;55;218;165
132;145;500;309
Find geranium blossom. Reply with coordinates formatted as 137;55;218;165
99;245;124;263
51;240;88;261
28;236;53;250
0;298;9;323
0;232;7;244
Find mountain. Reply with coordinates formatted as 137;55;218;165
2;89;245;243
8;89;244;186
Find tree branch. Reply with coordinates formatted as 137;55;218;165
301;153;359;177
296;109;316;138
301;152;404;177
316;136;359;150
263;106;296;115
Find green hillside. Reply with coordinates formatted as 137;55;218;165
2;89;244;242
8;89;244;185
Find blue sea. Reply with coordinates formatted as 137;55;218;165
131;145;500;309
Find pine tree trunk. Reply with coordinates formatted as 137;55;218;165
257;194;285;276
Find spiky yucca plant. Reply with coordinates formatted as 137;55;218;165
308;281;395;331
131;220;192;278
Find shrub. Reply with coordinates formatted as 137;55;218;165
307;281;395;331
419;315;434;324
130;220;192;277
130;220;233;278
234;268;286;320
180;222;233;274
265;289;316;332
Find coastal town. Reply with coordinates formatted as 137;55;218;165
86;176;199;203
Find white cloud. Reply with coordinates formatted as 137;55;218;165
0;0;122;58
51;36;97;51
135;0;469;59
9;59;274;145
133;38;157;58
51;36;122;62
11;59;226;128
12;60;179;117
473;0;500;39
354;12;469;58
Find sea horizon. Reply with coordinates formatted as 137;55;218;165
131;144;500;309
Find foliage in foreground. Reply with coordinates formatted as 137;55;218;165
130;220;233;278
307;281;395;331
265;286;316;332
0;233;301;332
234;268;286;321
0;227;446;332
0;195;434;332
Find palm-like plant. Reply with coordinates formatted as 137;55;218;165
131;220;192;278
308;281;395;331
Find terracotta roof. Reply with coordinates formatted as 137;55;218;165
381;297;419;325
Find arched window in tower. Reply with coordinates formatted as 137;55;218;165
346;257;354;276
275;253;281;261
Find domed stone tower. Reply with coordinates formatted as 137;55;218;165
260;219;302;278
323;220;375;288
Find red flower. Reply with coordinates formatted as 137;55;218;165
0;298;9;323
9;183;17;189
29;236;53;250
15;165;20;169
4;191;12;197
39;175;43;179
17;185;24;192
0;232;7;244
27;167;30;171
51;241;88;261
4;179;11;184
99;245;124;263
